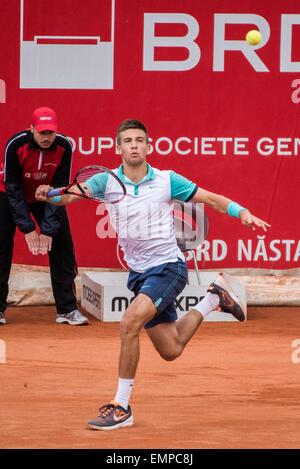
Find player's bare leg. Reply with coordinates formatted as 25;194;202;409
147;273;246;361
146;319;201;361
146;301;218;360
88;275;246;430
174;309;206;344
118;293;156;378
88;293;156;431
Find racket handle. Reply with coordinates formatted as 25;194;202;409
47;188;63;197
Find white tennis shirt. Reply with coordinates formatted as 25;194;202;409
87;164;197;272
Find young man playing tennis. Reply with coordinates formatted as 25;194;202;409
0;107;89;326
36;119;270;430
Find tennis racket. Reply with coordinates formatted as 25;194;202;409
47;165;126;203
173;201;209;249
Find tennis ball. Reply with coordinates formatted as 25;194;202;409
245;30;261;45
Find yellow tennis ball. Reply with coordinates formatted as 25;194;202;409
245;30;261;45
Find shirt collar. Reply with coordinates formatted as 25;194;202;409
117;163;155;185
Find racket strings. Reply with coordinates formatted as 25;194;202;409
75;168;125;203
76;169;104;182
85;188;124;202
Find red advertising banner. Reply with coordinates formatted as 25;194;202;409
0;0;300;269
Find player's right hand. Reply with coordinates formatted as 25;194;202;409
35;185;53;201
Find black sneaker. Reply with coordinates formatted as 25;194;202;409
207;273;246;321
0;312;6;325
88;401;133;431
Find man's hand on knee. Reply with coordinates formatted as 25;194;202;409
25;230;40;255
39;234;52;255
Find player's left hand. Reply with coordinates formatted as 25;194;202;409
240;210;271;231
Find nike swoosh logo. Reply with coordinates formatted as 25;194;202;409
113;413;128;422
220;291;234;307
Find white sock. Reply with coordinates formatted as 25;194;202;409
193;292;220;319
114;378;135;410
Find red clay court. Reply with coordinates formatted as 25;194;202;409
0;305;299;449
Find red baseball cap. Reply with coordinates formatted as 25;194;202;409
32;107;58;132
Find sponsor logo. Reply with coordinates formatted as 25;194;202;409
113;412;127;422
111;295;204;312
82;285;101;308
32;172;48;181
111;297;134;312
20;0;115;89
17;5;300;90
174;295;205;311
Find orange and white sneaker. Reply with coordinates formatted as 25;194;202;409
88;401;133;431
207;273;246;322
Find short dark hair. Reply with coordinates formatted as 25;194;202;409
117;119;149;144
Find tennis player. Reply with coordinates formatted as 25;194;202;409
36;119;270;429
